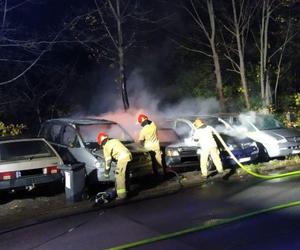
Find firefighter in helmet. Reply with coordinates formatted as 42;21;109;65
192;118;224;179
137;114;163;175
97;132;132;199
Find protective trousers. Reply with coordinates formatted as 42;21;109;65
149;149;163;175
115;155;131;199
200;147;223;177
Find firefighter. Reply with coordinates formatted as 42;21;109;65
192;118;224;179
137;114;163;175
97;132;132;199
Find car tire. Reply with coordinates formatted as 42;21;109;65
257;143;270;162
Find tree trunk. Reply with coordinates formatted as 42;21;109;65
211;45;225;110
232;0;251;109
207;0;225;111
115;0;129;110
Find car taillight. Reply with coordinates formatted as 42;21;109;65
0;171;16;180
43;165;59;174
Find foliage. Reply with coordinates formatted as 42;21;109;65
0;122;26;137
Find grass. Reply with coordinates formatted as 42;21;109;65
239;155;300;174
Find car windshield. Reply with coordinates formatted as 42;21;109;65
78;123;133;143
246;115;285;130
0;140;56;162
157;129;179;143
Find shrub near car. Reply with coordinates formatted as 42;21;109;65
38;118;153;185
0;138;63;191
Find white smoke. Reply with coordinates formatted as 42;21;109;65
90;68;221;141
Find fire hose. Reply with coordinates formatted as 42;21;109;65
107;130;300;250
211;127;300;179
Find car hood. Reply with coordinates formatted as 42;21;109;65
262;128;300;140
124;142;149;153
166;141;198;150
90;142;148;158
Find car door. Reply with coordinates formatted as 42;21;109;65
174;119;196;146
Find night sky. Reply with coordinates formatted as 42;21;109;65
0;0;299;132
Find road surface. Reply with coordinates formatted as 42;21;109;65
1;174;300;249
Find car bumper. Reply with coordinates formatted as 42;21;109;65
0;173;62;191
165;156;199;170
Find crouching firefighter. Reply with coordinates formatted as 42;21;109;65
137;114;163;176
97;132;132;199
193;118;224;179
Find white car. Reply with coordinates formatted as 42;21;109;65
220;113;300;159
0;138;64;192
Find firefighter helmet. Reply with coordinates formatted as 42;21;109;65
193;118;204;128
97;132;108;145
137;114;148;124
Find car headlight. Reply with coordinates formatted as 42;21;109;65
241;141;257;148
95;161;102;169
166;149;180;157
278;138;287;143
227;144;236;150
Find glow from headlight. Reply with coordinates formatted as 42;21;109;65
166;149;180;157
95;161;101;169
278;138;287;143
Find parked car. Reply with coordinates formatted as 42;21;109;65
162;116;259;171
0;138;63;192
38;118;153;185
219;113;300;159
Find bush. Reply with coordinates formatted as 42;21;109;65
0;122;26;137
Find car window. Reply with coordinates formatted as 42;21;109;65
157;129;179;143
49;124;62;143
62;126;79;147
0;140;56;162
39;123;50;138
78;123;133;143
175;121;191;139
251;116;285;130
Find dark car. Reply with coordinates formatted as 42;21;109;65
162;116;259;171
0;138;63;192
38;118;153;185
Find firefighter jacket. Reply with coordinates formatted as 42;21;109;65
138;121;160;151
192;125;218;149
103;139;132;169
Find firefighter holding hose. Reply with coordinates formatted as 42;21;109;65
137;114;163;176
97;132;132;199
193;118;224;179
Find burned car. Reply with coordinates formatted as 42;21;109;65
219;113;300;159
162;116;259;171
0;138;63;192
38;118;153;185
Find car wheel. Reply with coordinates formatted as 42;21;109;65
257;143;270;162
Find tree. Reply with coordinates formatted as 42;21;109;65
255;0;295;109
177;0;225;110
70;0;147;111
223;0;257;109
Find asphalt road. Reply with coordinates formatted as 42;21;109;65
2;174;300;250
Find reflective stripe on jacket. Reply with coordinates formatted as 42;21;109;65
138;121;160;151
192;125;217;149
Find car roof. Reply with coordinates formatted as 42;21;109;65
45;117;116;126
0;137;46;143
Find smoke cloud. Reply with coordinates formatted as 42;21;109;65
90;68;221;140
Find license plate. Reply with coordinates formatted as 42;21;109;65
292;150;300;154
239;157;251;163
